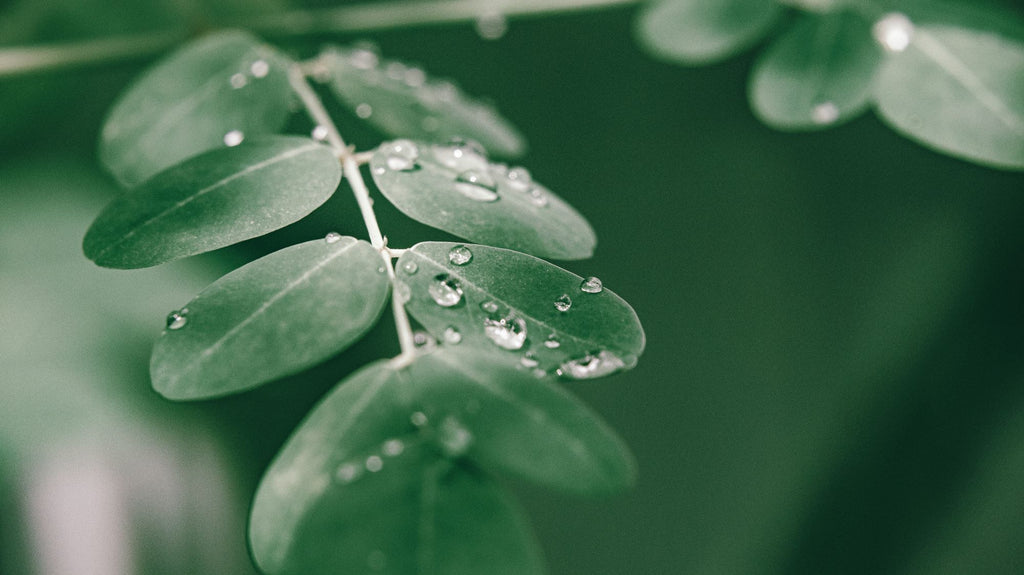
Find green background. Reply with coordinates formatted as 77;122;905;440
2;2;1023;574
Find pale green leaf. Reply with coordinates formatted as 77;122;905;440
396;242;645;380
873;25;1024;170
83;137;342;269
749;10;881;130
326;46;525;157
635;0;782;64
99;30;295;186
371;140;595;260
151;237;389;400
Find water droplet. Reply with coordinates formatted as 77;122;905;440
448;245;473;266
812;102;840;125
505;166;533;192
404;67;426;87
475;10;508;40
335;462;361;483
529;188;549;207
365;455;384;472
483;311;527;350
348;47;379;70
385;61;407;81
438;416;473;457
383;139;420;172
520;351;539;368
401;260;418;275
443;325;462;344
873;13;914;52
166;309;188;330
377;266;386;274
428;274;463;307
544;333;561;349
554;294;572;312
480;300;499;314
325;231;343;244
250;60;270;78
413;330;437;351
223;130;244;147
454;179;500;202
394;281;411;304
229;73;247;89
411;411;429;427
557;350;630;380
580;276;603;293
434;137;488;171
356;103;373;118
311;125;329;141
383;439;405;457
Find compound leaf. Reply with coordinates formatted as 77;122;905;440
151;237;389;400
326;46;525;157
99;30;295;186
873;25;1024;170
371;140;595;260
83;137;342;269
396;242;645;380
750;10;881;130
636;0;782;64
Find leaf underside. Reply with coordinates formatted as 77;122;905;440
151;237;390;400
635;0;783;64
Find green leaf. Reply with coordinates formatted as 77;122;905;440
371;140;596;260
873;25;1024;170
749;10;881;130
83;136;342;269
395;242;645;380
325;46;525;157
635;0;783;64
151;237;389;400
99;30;295;186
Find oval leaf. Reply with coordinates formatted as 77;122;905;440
151;237;389;399
371;140;596;260
635;0;782;64
396;242;645;380
873;25;1024;170
99;30;295;186
750;10;881;130
83;137;342;269
325;46;525;157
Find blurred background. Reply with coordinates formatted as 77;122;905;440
2;1;1023;574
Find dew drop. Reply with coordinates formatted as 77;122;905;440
413;330;437;351
383;139;420;172
383;439;405;457
520;351;539;369
325;231;343;244
443;325;463;344
529;188;549;207
223;130;244;147
873;12;914;52
580;276;603;293
438;416;473;458
557;350;630;380
434;137;488;171
229;73;247;89
812;101;840;125
401;260;418;275
166;309;188;330
483;312;527;350
385;61;407;81
356;103;373;118
544;333;561;349
349;47;379;70
250;59;269;78
475;11;508;40
554;294;572;312
448;245;473;266
365;455;384;473
428;274;464;307
480;300;499;314
411;411;429;427
505;166;533;192
454;180;500;202
404;67;426;87
311;125;329;141
335;462;361;483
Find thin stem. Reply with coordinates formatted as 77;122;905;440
386;255;418;368
288;63;347;151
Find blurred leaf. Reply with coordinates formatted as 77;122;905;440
873;25;1024;170
396;242;644;380
325;45;525;157
83;136;341;269
371;140;595;260
98;29;295;186
151;237;389;400
635;0;782;64
749;10;881;130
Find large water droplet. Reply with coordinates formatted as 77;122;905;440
365;455;384;472
483;311;527;350
873;12;914;52
429;274;463;307
223;130;244;147
443;325;462;344
554;294;572;312
166;309;188;330
557;350;630;380
250;60;270;78
325;231;343;244
383;438;405;457
401;260;418;275
438;416;473;457
382;139;420;172
229;73;247;89
448;245;473;266
580;276;603;293
454;179;499;202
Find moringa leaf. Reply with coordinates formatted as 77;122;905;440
873;24;1024;170
749;10;882;130
370;140;596;260
395;242;645;380
151;237;389;400
635;0;782;64
83;136;342;269
99;30;295;186
325;45;525;157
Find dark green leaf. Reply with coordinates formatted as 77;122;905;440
635;0;782;64
326;46;525;157
749;10;881;130
396;242;645;380
873;25;1024;170
151;237;389;400
371;140;596;260
99;30;295;186
83;137;342;269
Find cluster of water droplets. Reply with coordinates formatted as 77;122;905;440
334;436;407;486
221;59;272;147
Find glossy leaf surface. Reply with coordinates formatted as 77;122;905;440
750;10;881;130
873;25;1024;170
326;46;525;157
396;242;645;380
83;137;341;269
99;30;294;186
636;0;782;64
151;237;389;399
371;140;595;260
